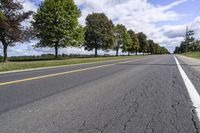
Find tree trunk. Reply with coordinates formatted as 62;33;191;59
128;52;130;56
95;48;98;57
55;44;58;59
136;49;138;55
3;44;8;62
116;48;119;56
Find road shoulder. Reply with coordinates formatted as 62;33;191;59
176;54;200;96
176;55;200;75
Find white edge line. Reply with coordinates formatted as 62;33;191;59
0;57;141;75
174;55;200;121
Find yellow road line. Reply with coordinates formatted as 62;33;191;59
0;58;145;86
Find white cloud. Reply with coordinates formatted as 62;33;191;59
189;16;200;39
76;0;186;25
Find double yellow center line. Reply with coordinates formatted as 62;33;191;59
0;58;145;86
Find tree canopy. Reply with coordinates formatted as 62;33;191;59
137;32;148;54
128;30;140;55
148;40;156;54
121;31;132;55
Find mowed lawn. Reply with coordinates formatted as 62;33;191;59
0;56;139;72
182;52;200;59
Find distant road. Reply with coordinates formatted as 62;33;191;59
0;55;200;133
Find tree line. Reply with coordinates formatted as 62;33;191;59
174;29;200;54
0;0;169;62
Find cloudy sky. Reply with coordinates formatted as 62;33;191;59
1;0;200;56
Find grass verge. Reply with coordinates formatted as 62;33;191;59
182;52;200;59
0;55;140;72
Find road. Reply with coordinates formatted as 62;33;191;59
0;55;200;133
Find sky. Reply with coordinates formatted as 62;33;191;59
1;0;200;56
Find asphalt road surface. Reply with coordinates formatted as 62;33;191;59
0;55;200;133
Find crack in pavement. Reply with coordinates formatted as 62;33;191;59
122;96;140;133
171;101;180;114
192;108;200;133
78;120;87;132
144;113;157;133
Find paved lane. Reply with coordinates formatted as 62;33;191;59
0;56;153;113
0;55;200;133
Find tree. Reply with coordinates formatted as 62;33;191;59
174;46;181;54
128;30;140;55
121;31;132;55
191;40;200;52
0;0;33;62
148;39;155;54
114;24;123;56
84;13;114;57
154;43;160;54
137;32;148;54
113;24;132;55
160;47;169;54
114;24;128;56
33;0;83;59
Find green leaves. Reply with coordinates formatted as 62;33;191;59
128;30;140;54
137;32;148;54
121;31;132;53
114;25;167;55
148;39;155;54
0;11;4;20
33;0;83;58
84;13;115;56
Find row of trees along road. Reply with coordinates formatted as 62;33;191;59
0;0;169;62
174;29;200;54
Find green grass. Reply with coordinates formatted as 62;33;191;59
0;55;140;72
182;52;200;59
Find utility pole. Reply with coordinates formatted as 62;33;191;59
185;25;194;53
185;25;189;53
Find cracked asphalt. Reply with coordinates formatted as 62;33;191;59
0;55;200;133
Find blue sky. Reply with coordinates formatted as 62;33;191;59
1;0;200;56
151;0;200;24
